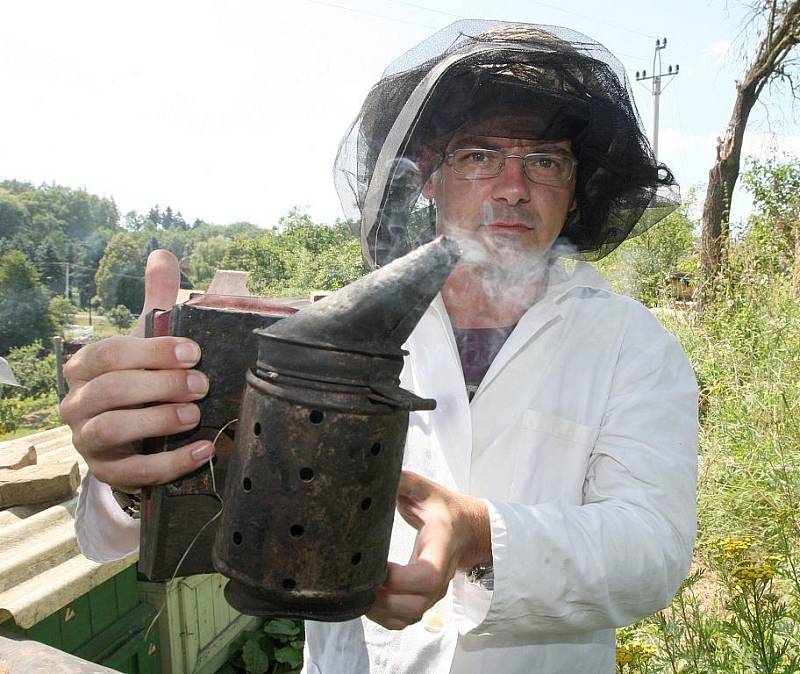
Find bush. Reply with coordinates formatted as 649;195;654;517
0;249;54;353
49;295;78;335
594;196;697;307
219;619;304;674
617;246;800;671
107;304;133;331
0;397;24;433
2;341;56;399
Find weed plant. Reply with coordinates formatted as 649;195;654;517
617;243;800;672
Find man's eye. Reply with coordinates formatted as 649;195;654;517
467;151;490;163
533;156;559;170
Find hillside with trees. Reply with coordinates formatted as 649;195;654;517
3;153;800;671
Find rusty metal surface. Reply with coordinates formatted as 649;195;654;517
139;298;295;580
214;384;407;620
212;238;461;620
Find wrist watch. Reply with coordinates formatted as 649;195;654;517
111;488;141;519
467;563;494;590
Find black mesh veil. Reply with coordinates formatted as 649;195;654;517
334;20;680;269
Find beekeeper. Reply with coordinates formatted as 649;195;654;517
62;20;698;674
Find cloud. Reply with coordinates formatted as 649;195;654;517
705;40;731;63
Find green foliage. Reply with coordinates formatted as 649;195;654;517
2;341;57;399
0;189;30;239
221;619;304;674
742;156;800;224
49;295;78;335
188;236;236;288
617;202;800;671
594;195;698;307
233;209;365;297
107;304;133;331
0;181;120;302
0;397;24;433
95;233;146;311
0;341;58;435
739;156;799;280
0;249;54;354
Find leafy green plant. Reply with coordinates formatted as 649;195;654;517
2;341;56;399
0;396;24;433
49;295;78;335
107;304;133;331
218;619;304;674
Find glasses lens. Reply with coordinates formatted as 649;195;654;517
450;149;503;178
524;153;573;184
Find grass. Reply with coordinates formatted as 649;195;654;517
67;311;120;339
617;270;800;673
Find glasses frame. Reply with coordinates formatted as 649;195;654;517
445;148;579;186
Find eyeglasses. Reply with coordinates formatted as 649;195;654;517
445;148;578;186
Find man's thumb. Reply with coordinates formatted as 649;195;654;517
132;250;181;337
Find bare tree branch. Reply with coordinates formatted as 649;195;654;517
701;0;800;283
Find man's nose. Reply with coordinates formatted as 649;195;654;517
491;156;530;205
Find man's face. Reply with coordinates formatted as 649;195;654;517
421;124;577;270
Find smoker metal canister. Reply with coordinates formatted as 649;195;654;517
212;237;461;621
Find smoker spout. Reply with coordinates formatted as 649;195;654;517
256;236;461;357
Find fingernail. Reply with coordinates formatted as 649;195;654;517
175;341;200;364
176;404;200;425
191;442;215;461
187;371;209;395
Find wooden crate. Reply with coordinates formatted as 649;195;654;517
137;573;261;674
2;565;161;674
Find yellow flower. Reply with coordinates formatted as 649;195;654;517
710;536;756;558
731;562;776;582
616;642;656;665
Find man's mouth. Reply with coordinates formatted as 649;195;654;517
486;221;532;233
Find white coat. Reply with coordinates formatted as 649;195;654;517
75;261;698;674
302;261;698;674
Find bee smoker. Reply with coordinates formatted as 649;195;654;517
212;237;461;621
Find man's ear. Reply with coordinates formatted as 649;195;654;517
422;173;438;200
569;196;577;213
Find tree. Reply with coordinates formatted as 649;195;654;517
237;210;365;296
187;236;234;288
701;0;800;280
107;304;133;331
0;189;29;239
49;295;77;335
146;205;162;230
95;233;146;311
0;250;54;354
741;155;800;292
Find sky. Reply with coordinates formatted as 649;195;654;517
1;0;799;230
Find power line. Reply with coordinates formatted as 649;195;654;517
381;0;462;19
33;260;144;281
525;0;657;40
635;37;680;160
297;0;438;29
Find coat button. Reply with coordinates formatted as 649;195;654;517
422;609;444;633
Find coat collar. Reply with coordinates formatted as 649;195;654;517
424;260;608;400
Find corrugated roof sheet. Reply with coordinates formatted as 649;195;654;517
0;426;136;629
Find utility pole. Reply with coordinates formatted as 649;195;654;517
65;262;71;300
635;38;679;161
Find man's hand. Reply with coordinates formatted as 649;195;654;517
59;250;214;493
367;471;491;630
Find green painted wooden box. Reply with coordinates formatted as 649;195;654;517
138;572;261;674
2;565;161;673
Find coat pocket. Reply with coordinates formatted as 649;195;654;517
510;409;599;503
